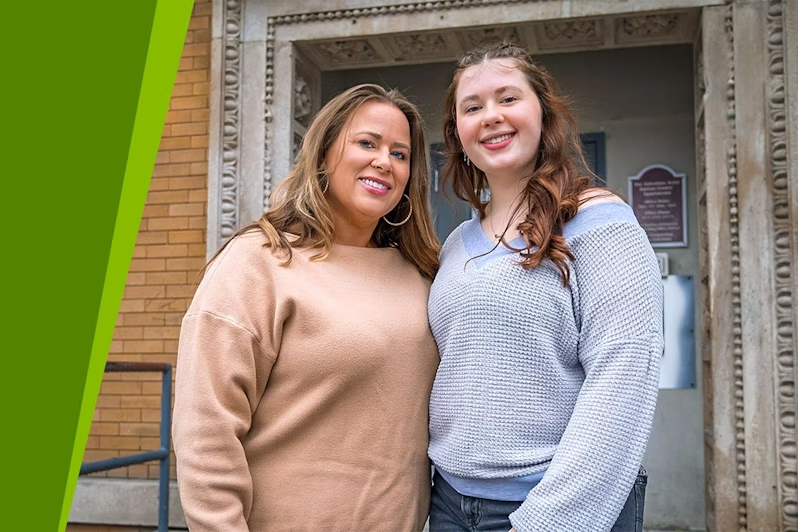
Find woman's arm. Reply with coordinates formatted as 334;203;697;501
509;218;663;532
172;236;279;532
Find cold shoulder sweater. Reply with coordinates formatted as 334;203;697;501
173;230;440;532
428;202;664;532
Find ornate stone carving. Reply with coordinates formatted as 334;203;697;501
543;20;599;42
462;27;521;49
221;0;242;239
621;14;679;38
724;3;747;529
392;33;447;59
294;74;312;128
271;0;543;26
766;1;797;529
316;40;381;65
293;132;303;163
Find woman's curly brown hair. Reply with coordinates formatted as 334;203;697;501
442;42;600;285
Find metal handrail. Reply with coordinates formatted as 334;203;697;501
80;361;172;532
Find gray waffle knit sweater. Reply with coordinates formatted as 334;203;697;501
428;201;663;532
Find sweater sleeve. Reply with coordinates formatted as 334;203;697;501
509;221;664;532
172;236;279;532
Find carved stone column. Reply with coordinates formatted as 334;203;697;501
701;1;797;530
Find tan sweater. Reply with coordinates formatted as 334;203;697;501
172;231;439;532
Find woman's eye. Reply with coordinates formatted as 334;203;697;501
502;96;518;104
391;151;407;161
358;139;375;149
465;105;480;113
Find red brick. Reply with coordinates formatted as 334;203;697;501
125;340;165;354
194;55;210;70
153;163;193;178
100;409;141;422
181;43;208;57
188;15;209;30
170;96;208;111
169;176;206;190
159;136;192;150
120;423;160;437
136;231;168;246
193;82;210;96
118;300;145;313
189;216;207;230
129;258;166;272
170;230;204;244
95;395;121;409
144;326;181;340
192;109;210;122
101;381;143;395
178;57;193;71
113;327;143;340
99;436;144;451
164;313;186;326
121;395;162;409
124;285;165;299
191;135;209;149
165;109;192;124
170;83;194;98
169;203;204;217
148;190;190;205
175;70;207;84
188;243;207;257
170;148;207;163
147;244;188;258
146;271;187;285
171;122;207;136
190;162;208;175
142;204;169;218
126;272;147;286
193;30;211;46
148;216;190;231
145;299;188;313
124;313;166;327
166;257;206;271
193;2;212;16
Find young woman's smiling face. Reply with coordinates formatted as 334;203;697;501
455;58;543;182
324;100;411;238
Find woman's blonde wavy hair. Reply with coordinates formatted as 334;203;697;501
207;83;440;281
442;42;602;285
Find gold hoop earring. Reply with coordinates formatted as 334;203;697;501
382;194;412;227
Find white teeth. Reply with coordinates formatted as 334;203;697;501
361;178;388;190
484;133;512;145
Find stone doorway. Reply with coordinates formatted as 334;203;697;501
208;1;797;530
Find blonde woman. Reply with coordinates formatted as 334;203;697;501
173;84;440;532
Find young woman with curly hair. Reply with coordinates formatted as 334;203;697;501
427;42;664;532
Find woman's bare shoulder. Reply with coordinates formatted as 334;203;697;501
578;188;626;211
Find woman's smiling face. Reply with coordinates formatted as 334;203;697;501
455;58;543;182
323;100;412;236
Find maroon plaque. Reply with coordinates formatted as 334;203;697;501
628;164;687;247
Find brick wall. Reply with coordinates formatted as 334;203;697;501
81;0;211;483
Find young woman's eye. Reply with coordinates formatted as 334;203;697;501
358;139;375;149
464;105;480;113
501;96;518;104
391;151;407;161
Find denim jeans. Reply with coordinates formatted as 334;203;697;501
429;468;647;532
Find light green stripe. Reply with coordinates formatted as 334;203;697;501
59;2;195;530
